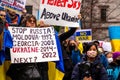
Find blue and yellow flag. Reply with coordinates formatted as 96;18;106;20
0;28;13;80
75;29;92;42
48;31;64;80
108;26;120;52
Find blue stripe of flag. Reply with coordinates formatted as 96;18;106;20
109;26;120;40
76;31;91;36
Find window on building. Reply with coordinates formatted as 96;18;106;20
25;5;33;14
101;8;107;22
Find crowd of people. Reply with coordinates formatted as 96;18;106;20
0;7;120;80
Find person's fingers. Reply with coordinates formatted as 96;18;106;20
78;13;82;19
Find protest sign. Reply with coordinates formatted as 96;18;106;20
40;0;82;27
99;41;112;52
8;27;59;63
1;0;26;12
75;29;92;42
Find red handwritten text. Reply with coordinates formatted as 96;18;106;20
12;47;39;53
41;0;81;10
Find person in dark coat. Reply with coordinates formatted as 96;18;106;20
6;14;48;80
59;28;77;80
7;13;78;80
38;15;79;80
71;42;108;80
106;52;120;80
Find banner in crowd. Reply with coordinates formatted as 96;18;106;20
109;25;120;52
1;0;26;11
8;27;59;63
99;41;112;52
75;29;92;42
40;0;82;27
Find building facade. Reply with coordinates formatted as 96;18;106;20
81;0;120;41
26;0;40;20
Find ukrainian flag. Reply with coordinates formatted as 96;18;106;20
75;29;92;42
48;31;64;80
108;26;120;52
0;28;13;80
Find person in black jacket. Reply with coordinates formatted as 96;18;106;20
38;15;79;80
38;19;77;80
7;13;80;80
59;27;77;80
71;42;108;80
7;14;48;80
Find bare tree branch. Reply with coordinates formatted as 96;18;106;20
107;3;120;17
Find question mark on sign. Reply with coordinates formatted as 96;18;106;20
34;56;37;62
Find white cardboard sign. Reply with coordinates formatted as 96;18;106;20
8;27;59;63
40;0;82;27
